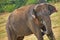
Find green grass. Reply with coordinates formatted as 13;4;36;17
0;3;60;40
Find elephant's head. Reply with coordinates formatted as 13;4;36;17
32;3;57;25
33;3;57;16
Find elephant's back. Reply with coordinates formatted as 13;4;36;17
8;4;35;28
12;4;35;15
10;4;35;23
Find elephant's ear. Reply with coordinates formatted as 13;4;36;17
32;9;40;25
32;14;41;25
48;4;57;15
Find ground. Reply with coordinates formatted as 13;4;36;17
0;3;60;40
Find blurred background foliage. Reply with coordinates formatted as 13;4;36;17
0;0;60;13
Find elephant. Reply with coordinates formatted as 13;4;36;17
6;3;57;40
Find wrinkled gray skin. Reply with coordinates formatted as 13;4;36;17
6;3;57;40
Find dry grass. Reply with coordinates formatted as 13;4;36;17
0;3;60;40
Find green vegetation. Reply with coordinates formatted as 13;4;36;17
0;0;37;13
0;0;60;13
